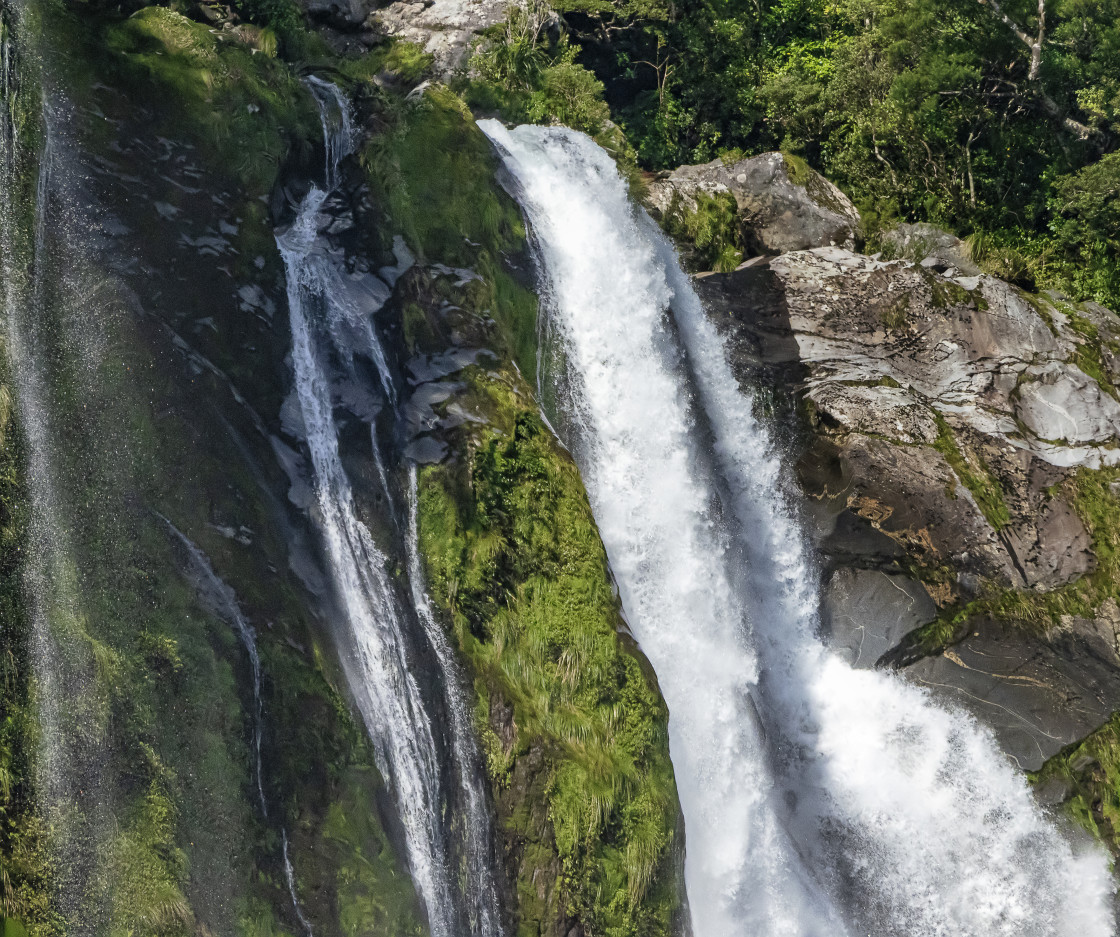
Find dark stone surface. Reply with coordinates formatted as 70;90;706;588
906;619;1120;769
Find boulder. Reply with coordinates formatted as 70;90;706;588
881;221;981;277
367;0;511;75
300;0;376;29
647;152;861;256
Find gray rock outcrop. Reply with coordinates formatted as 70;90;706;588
694;245;1120;768
368;0;511;74
647;152;861;255
881;221;981;276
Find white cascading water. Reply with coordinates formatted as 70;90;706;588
278;77;501;937
479;120;1117;937
406;464;503;937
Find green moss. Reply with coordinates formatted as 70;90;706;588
781;151;813;187
361;87;539;377
317;769;425;937
0;411;60;937
336;40;433;85
417;381;680;937
1032;714;1120;852
0;16;424;932
903;465;1120;660
102;6;319;196
1055;305;1120;401
782;151;852;217
362;86;525;268
930;415;1010;530
102;782;192;937
662;190;743;273
879;294;910;330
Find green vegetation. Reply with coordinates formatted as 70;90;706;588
418;391;679;937
896;465;1120;664
543;0;1120;307
0;6;427;933
930;416;1011;530
0;398;60;937
358;85;542;375
361;86;525;266
102;5;319;195
360;85;682;933
463;2;612;137
1033;714;1120;852
660;190;743;271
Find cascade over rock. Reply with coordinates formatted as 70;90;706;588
5;0;1120;929
694;244;1120;768
484;119;1116;937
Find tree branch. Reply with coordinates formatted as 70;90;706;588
978;0;1100;140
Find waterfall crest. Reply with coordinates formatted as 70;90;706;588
480;119;1117;937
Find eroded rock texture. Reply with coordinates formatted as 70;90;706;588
695;246;1120;769
647;153;861;254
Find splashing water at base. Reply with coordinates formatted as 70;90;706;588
479;120;1116;937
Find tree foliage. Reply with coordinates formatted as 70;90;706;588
553;0;1120;304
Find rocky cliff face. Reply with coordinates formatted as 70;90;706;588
0;4;684;934
662;166;1120;785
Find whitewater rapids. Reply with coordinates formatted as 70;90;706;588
479;120;1116;937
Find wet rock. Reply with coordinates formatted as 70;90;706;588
647;152;861;255
811;432;1020;592
905;618;1120;770
822;568;937;668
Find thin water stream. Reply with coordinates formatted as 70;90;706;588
277;76;502;937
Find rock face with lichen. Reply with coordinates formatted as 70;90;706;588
693;243;1120;771
647;152;862;255
366;0;512;73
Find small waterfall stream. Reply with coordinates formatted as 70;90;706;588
277;77;502;937
0;19;111;930
160;518;315;934
480;120;1117;937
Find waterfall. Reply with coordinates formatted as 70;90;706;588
1;18;112;930
278;77;501;937
479;120;1117;937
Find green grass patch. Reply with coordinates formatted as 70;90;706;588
931;416;1010;530
102;6;319;196
1032;713;1120;852
661;190;743;273
417;376;680;937
361;85;525;267
901;465;1120;660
